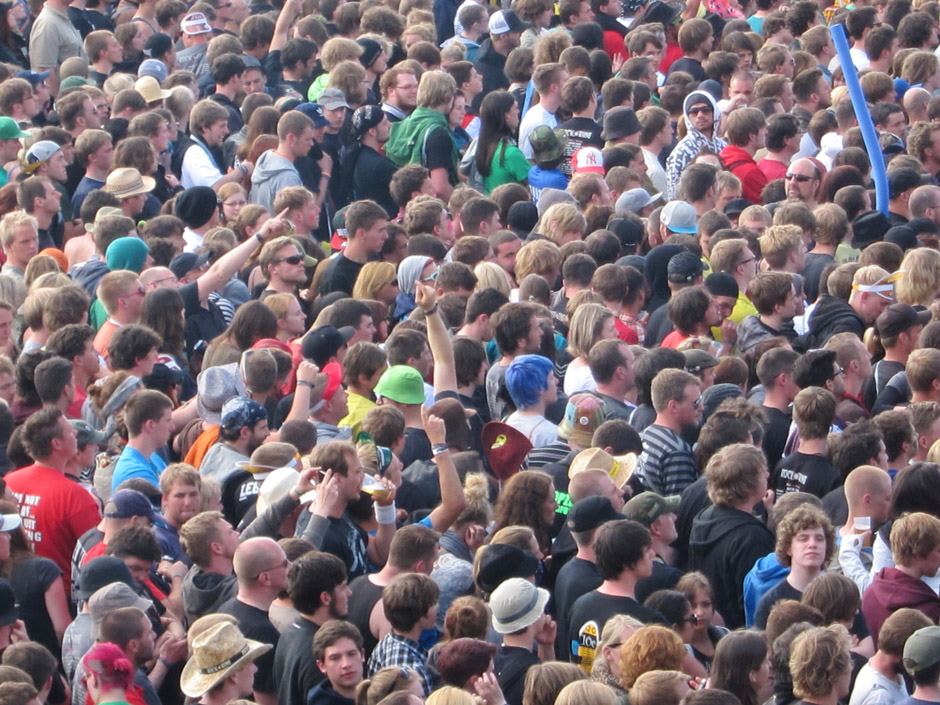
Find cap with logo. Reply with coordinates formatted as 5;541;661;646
15;70;50;86
609;218;643;251
220;397;268;431
488;9;528;34
623;491;680;527
481;421;532;481
143;33;173;60
296;102;331;129
571;147;605;175
683;348;719;375
661;201;698;234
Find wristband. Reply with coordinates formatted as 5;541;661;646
298;380;315;388
171;573;186;579
374;501;396;525
432;443;449;456
158;658;173;668
321;172;331;179
426;304;439;316
255;232;264;244
238;163;248;176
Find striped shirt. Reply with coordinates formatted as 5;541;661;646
636;424;698;495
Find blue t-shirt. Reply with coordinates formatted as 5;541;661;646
111;445;167;491
528;166;569;204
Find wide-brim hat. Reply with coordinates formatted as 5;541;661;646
135;75;172;103
569;447;637;489
181;621;272;698
104;167;156;199
490;578;550;634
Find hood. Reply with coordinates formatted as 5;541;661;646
397;255;431;296
71;258;109;294
751;552;788;582
644;244;685;309
476;38;503;64
868;567;940;611
182;567;237;621
251;150;298;184
683;91;721;139
809;294;863;335
689;504;772;554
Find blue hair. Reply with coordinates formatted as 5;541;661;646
505;355;554;410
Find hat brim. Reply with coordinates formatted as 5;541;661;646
575;166;606;175
180;640;272;697
321;100;350;111
0;513;20;531
492;587;550;634
90;594;153;638
610;453;638;488
666;224;698;234
110;175;157;199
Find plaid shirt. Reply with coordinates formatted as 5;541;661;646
620;311;647;345
367;633;434;695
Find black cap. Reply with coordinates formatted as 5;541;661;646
876;303;932;339
852;210;891;249
705;271;739;298
885;224;918;252
301;326;355;367
567;496;622;533
476;544;539;594
507;201;538;237
609;217;643;251
175;186;218;229
77;556;134;600
667;251;704;283
143;32;172;59
601;107;642;141
888;168;927;199
723;198;752;217
143;363;185;391
169;251;210;280
644;0;681;25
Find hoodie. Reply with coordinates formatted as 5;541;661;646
688;504;775;629
743;552;788;627
181;566;237;627
250;150;302;215
665;92;727;200
807;294;865;347
862;567;940;648
737;315;782;355
307;680;354;705
719;144;767;204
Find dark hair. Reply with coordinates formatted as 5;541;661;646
711;631;769;705
643;590;692;629
140;288;186;362
476;91;519;177
108;325;161;373
105;524;161;562
33;358;73;405
594;519;652;579
288;551;348;614
453;337;487;388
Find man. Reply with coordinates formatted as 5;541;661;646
486;303;542;422
93;607;168;705
34;358;75;415
219;538;288;705
380;65;419;123
320;200;389;296
669;18;712;80
490;231;521;284
385;71;460;200
909;129;940;182
772;387;841;499
688;443;774;629
181;621;271;705
491;578;555;705
154;464;202;564
825;332;874;423
442;6;487;63
809;265;894;346
738;272;798;355
308;621;366;705
93;270;145;360
71;130;113;215
179;510;240;625
85;30;123;85
344;106;398;218
473;11;525;112
209;54;246;134
103;167;155;222
519;63;567;161
622;492;684;595
719;108;767;204
249;110;314;214
557;76;603;176
274;187;321;240
665;92;726;200
635;369;701;496
593;0;627;61
637;106;672;195
505;355;559;448
757;113;802;183
851;608;932;705
5;408;99;589
567;519;668;667
274;552;351;705
17;176;61;250
785;157;824;209
660;285;723;350
758;347;801;469
863;512;940;647
28;0;84;96
589;339;635;421
709;238;760;326
888;168;923;226
46;324;99;419
177;99;252;190
58;90;103;142
258;235;310;317
110;390;173;491
199;397;270;485
0;211;37;282
177;12;213;80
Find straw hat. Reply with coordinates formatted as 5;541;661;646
568;447;637;488
134;75;172;103
180;621;271;697
103;167;156;200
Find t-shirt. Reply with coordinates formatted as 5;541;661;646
347;575;385;657
803;252;836;303
218;598;279;696
771;452;841;499
273;616;322;705
528;167;569;203
762;406;792;470
849;662;908;705
553;558;601;657
505;411;558;448
495;645;540;705
179;281;226;355
9;556;62;660
111;445;167;492
320;255;364;296
636;424;698;495
424;126;460;186
567;591;668;671
401;427;432;469
321;512;371;580
754;576;800;629
484;141;531;194
519;105;557;160
5;464;100;589
557;117;604;177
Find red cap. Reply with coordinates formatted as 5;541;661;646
322;362;343;401
571;147;605;175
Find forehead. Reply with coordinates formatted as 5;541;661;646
791;160;816;176
324;638;360;657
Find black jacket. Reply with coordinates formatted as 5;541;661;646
807;294;865;347
473;39;509;113
688;504;774;630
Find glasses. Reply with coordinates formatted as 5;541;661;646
785;172;814;183
688;106;713;115
831;367;845;379
253;558;288;579
690;396;704;409
276;254;305;265
121;286;146;300
737;255;756;267
223;199;247;208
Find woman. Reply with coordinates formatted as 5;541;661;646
202;301;278;369
113;136;161;218
362;300;391;343
643;590;698;644
492;471;556;556
675;572;728;672
473;262;511;297
523;662;586;705
448;91;471;153
591;614;642;695
555;680;616;705
476;91;530;194
115;22;144;72
352;262;399;309
233;205;271;246
710;631;774;705
564;303;616;395
395;256;438;322
355;667;424;705
218;183;248;226
82;642;137;705
896;248;940;310
236;107;280;167
0;2;27;67
140;288;195;400
0;500;69;660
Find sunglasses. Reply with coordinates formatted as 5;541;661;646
122;286;146;300
688;106;713;115
276;254;305;265
785;172;814;183
421;269;439;282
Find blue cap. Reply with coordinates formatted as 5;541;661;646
138;58;168;82
296;102;331;129
103;490;155;521
221;397;268;430
16;69;49;85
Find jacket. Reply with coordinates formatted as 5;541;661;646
181;567;237;627
432;0;458;44
742;552;788;627
688;504;775;629
862;567;940;648
594;12;628;61
385;106;458;171
720;144;767;204
250;149;302;215
473;39;509;112
665;92;727;200
807;294;865;347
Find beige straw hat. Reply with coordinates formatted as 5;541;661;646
134;75;172;103
568;447;638;488
180;621;271;697
103;167;156;200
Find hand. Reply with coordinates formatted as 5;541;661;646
720;318;738;345
612;53;625;75
533;615;556;646
9;619;27;643
312;469;345;518
415;283;438;313
295;467;316;496
726;93;749;110
158;634;189;665
165;173;180;189
258;207;292;241
421;404;446;446
689;677;706;691
473;673;506;705
296;360;320;385
465;523;487;552
373;477;396;507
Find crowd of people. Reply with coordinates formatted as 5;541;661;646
3;2;940;705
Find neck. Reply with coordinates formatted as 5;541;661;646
891;201;910;218
456;382;477;398
798;100;818;114
911;390;940;403
73;367;91;389
204;555;234;576
236;584;277;611
802;695;840;705
653;412;682;434
598;573;638;599
574;545;595;562
200;683;241;705
812;243;837;256
216;84;236;99
128;434;161;458
86;163;109;181
604;299;623;315
595;381;628;400
911;684;940;701
652;539;675;565
787;564;820;591
98;687;130;703
456;321;485;342
32;209;53;229
540;94;561;113
93;59;113;74
224;437;250;456
34;454;67;472
869;651;900;680
266;277;296;294
362;134;380;151
844;374;863;398
502;629;535;649
759;312;783;331
331;680;359;700
276;329;292;343
394;625;422;643
733;273;748;292
135;4;153;17
347;382;371;398
798;437;827;455
766;150;790;163
517;399;548;418
342;239;369;264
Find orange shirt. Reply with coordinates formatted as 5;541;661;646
93;319;120;364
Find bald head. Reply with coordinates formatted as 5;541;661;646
140;266;179;290
569;469;615;503
845;465;892;508
233;537;284;583
904;87;931;121
910;185;940;218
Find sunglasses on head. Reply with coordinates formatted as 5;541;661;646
276;254;305;265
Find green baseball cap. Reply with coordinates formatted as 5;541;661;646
374;365;425;405
0;117;29;141
622;491;680;527
904;626;940;673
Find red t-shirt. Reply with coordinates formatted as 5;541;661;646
660;330;688;349
614;318;638;344
67;385;87;419
5;464;100;590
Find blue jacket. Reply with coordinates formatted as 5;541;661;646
743;552;788;627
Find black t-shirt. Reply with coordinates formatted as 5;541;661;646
347;575;384;658
557;117;604;176
822;486;849;527
754;577;801;629
321;512;371;580
273;616;323;705
401;427;432;468
862;359;905;412
762;406;792;470
495;645;540;705
644;304;673;347
350;146;399;218
802;252;835;303
424;126;459;186
221;470;262;528
320;255;363;297
567;591;668;667
218;598;280;695
10;556;62;662
636;560;685;603
675;476;710;571
179;281;226;355
771;452;841;499
668;57;706;81
553;558;601;658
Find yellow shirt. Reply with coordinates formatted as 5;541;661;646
339;392;377;440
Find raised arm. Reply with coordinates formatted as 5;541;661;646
415;284;457;395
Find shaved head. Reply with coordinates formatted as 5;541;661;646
233;537;284;583
845;465;892;507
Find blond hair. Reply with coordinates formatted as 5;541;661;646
555;681;617;705
891;511;940;565
567;303;613;359
896;248;940;306
790;625;852;699
473;262;511;297
353;261;398;301
535;202;586;245
515;240;561;282
0;211;37;249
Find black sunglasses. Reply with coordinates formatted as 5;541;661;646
275;254;305;265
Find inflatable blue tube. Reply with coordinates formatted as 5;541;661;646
830;22;888;216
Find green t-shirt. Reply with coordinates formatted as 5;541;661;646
484;140;530;194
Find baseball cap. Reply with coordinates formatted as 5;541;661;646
615;188;662;214
169;251;210;280
608;217;643;251
667;250;705;283
321;362;343;402
571;147;605;175
77;556;134;600
904;626;940;673
705;271;738;299
181;12;212;34
220;397;268;431
15;69;49;85
0;117;29;141
723;198;752;217
481;421;533;481
103;489;155;521
601;106;642;141
374;365;425;405
558;394;605;447
318;88;350;111
138;58;168;82
529;125;567;163
90;582;153;638
660;201;698;234
476;544;538;594
623;491;680;527
888;167;927;199
0;513;19;532
301;325;355;367
567;496;622;533
683;348;719;375
876;303;931;339
143;33;172;60
23;140;61;174
296;102;331;129
488;9;528;34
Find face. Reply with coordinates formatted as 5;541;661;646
204;119;229;147
291;126;316;159
45;149;68;182
675;384;703;427
0;372;13;405
360;218;388;254
8;225;37;266
788;525;827;571
652;510;678;544
496;238;521;275
216;519;241;559
150;407;174;446
318;637;364;690
884;110;907;138
135;615;156;664
349;314;376;346
233;662;258;697
163;481;201;525
599;315;617;341
243;68;266;95
391;72;419;110
827;362;846;397
449;94;466;128
524;315;542;354
750;651;774;704
120;280;146;319
420;261;439;288
343;451;365;501
736;247;758;281
124;555;154;586
541;483;557;524
786;160;820;203
222;190;247;221
689;588;713;631
688;102;713;133
282;297;306;336
273;245;307;285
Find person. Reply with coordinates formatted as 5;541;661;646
898;625;940;705
665;92;726;201
81;642;137;705
110;390;173;491
504;354;559;447
771;387;841;499
710;631;775;705
850;608;932;705
475;91;528;194
249;110;314;214
486;303;542;422
343;106;398;219
622;492;684;598
154;464;201;563
308;620;366;705
320;200;389;297
789;625;854;705
180;621;272;705
199;396;270;484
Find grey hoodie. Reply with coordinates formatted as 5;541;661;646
249;149;303;214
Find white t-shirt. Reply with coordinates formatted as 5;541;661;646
519;104;557;160
564;363;597;396
181;141;223;189
848;663;907;705
643;147;667;195
505;411;559;447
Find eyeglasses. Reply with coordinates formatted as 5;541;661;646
223;199;247;208
737;255;756;267
253;558;288;579
831;367;845;379
688;106;713;115
690;396;704;409
785;172;814;183
276;254;305;265
121;286;146;300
